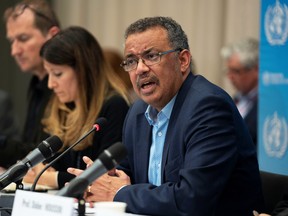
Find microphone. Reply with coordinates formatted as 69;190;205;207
56;142;127;198
0;135;63;190
30;117;108;191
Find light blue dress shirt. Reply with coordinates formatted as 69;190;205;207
145;95;177;186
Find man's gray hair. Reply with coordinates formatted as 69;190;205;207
221;38;259;69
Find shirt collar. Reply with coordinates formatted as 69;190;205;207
145;94;177;126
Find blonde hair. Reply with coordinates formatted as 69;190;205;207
41;26;130;150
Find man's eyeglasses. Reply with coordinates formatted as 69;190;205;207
13;4;56;26
120;48;182;72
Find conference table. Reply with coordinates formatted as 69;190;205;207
0;167;146;216
0;186;146;216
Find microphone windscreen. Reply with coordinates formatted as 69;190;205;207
93;117;108;132
99;142;127;170
38;135;63;159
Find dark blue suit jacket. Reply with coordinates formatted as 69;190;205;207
244;97;258;146
115;73;264;216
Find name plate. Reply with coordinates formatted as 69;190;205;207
11;190;75;216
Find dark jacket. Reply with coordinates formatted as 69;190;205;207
115;73;264;216
0;76;51;168
53;95;129;188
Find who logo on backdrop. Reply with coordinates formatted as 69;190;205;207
263;112;288;158
265;0;288;45
259;0;288;175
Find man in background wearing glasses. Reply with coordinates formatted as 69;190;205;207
0;0;60;169
69;16;264;216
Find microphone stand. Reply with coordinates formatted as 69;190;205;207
15;179;24;190
30;126;97;192
77;193;86;216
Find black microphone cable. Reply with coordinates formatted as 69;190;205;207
30;117;107;191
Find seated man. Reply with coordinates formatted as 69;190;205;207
69;16;264;216
0;0;60;168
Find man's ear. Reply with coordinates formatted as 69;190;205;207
179;49;191;72
47;26;60;39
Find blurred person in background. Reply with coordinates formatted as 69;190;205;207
0;0;60;168
221;38;259;146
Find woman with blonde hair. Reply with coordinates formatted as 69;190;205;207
24;26;130;189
